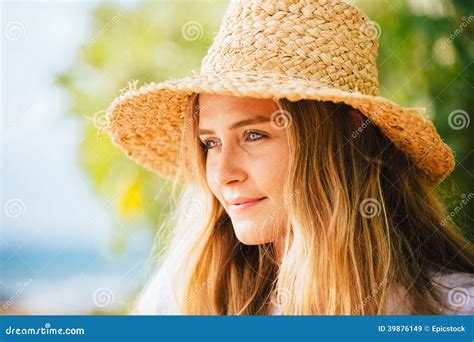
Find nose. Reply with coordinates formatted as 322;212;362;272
212;143;246;186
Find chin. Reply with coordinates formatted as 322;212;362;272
233;224;261;245
233;223;273;246
235;233;259;246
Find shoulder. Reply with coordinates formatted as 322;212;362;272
430;271;474;315
129;268;180;315
384;272;474;315
384;283;412;315
270;303;284;315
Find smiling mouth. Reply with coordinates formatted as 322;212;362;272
228;197;266;213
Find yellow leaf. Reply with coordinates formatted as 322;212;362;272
118;179;143;217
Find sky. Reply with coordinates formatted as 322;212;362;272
1;0;152;314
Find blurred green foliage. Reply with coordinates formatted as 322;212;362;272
57;1;229;257
57;0;474;263
359;0;474;241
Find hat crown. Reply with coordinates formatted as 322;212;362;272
200;0;379;96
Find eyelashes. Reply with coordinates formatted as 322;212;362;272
201;130;267;151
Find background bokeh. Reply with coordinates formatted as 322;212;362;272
1;0;473;314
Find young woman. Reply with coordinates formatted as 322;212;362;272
105;0;474;315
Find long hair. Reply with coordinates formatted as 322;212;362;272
148;93;474;315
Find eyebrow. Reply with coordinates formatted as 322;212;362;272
198;115;271;135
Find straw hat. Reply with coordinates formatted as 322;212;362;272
105;0;455;186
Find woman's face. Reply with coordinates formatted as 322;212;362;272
198;93;289;245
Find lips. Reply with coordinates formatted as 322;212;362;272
226;196;265;205
227;197;266;212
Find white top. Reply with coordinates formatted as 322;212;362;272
429;271;474;315
130;271;474;315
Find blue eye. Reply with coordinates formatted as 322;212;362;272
201;131;267;151
202;139;218;150
245;131;266;142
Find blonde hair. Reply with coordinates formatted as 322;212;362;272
146;93;474;315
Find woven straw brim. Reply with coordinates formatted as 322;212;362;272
105;70;455;186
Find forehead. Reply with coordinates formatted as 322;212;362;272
197;93;279;123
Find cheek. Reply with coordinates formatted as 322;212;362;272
205;157;227;208
256;147;288;194
205;159;219;195
203;138;289;201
